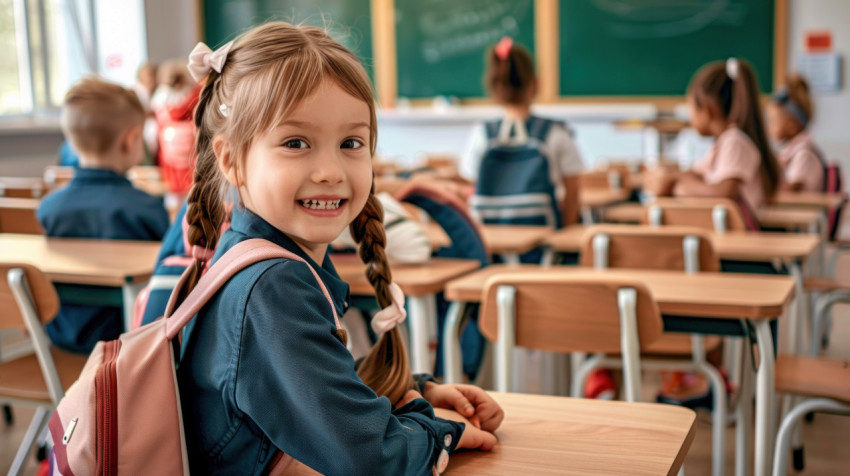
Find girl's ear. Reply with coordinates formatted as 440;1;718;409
213;135;239;187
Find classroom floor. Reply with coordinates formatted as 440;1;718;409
3;249;850;474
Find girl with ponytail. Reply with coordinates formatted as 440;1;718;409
647;58;780;222
173;22;499;475
767;74;827;192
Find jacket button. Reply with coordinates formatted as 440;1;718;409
443;434;452;447
436;449;449;473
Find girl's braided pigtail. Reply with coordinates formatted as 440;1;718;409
171;73;227;308
351;188;414;405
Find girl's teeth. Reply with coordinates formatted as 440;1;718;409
301;199;341;210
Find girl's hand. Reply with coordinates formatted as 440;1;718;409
423;382;505;432
433;408;498;451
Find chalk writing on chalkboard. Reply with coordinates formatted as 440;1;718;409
590;0;749;39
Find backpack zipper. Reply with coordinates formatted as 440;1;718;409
96;340;120;476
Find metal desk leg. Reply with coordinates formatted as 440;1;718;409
735;335;753;476
786;261;807;356
122;281;146;332
442;301;467;384
753;319;776;476
408;294;435;374
500;253;520;266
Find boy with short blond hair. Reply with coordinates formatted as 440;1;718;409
38;76;169;353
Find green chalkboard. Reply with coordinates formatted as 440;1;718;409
395;0;536;99
559;0;775;96
202;0;373;78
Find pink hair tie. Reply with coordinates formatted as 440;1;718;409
191;245;215;263
371;283;407;335
494;36;513;60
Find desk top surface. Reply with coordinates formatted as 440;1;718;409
448;392;695;475
330;254;480;296
545;225;819;261
757;207;822;229
0;233;161;286
580;188;630;207
774;191;846;209
445;265;794;319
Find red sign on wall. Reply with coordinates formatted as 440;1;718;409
805;30;832;52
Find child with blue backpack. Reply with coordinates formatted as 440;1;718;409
461;37;584;229
171;22;502;474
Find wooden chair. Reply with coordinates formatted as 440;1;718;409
42;166;75;191
580;225;728;475
479;273;663;402
772;355;850;476
0;198;43;234
644;197;751;233
0;177;45;199
0;264;87;475
579;169;626;191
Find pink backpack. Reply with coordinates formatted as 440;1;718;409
48;239;339;475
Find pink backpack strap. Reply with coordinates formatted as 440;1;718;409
164;238;341;340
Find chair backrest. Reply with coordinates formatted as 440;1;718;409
43;166;75;190
579;169;625;191
0;263;59;330
0;197;43;234
643;197;752;233
479;273;662;354
0;177;45;198
1;264;65;403
579;225;720;272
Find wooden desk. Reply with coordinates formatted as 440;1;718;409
443;265;794;476
774;191;846;210
579;188;630;208
758;207;822;232
544;225;819;263
481;225;553;263
0;197;41;235
448;392;695;475
0;234;161;330
330;254;479;373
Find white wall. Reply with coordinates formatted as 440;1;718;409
788;0;850;164
143;0;200;64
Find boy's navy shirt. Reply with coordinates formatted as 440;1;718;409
37;167;170;354
177;206;461;475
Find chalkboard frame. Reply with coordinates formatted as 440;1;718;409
197;0;787;109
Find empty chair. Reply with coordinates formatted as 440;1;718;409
0;264;87;475
644;197;757;233
772;355;850;476
478;273;663;403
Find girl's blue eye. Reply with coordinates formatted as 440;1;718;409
341;138;364;149
283;139;308;149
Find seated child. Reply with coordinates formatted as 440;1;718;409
767;74;825;192
38;76;170;354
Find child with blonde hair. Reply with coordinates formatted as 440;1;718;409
175;22;501;474
38;76;169;353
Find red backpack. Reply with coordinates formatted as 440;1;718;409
49;239;339;474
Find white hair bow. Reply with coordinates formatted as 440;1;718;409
371;283;407;335
188;41;233;82
726;57;739;81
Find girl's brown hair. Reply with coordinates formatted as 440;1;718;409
485;40;536;105
172;21;413;405
688;59;781;199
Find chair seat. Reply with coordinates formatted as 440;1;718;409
643;333;723;357
804;276;850;292
0;347;88;402
775;355;850;404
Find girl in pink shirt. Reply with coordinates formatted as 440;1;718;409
647;59;780;220
767;75;825;192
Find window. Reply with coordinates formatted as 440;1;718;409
0;0;98;117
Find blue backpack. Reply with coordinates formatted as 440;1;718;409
471;116;562;229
